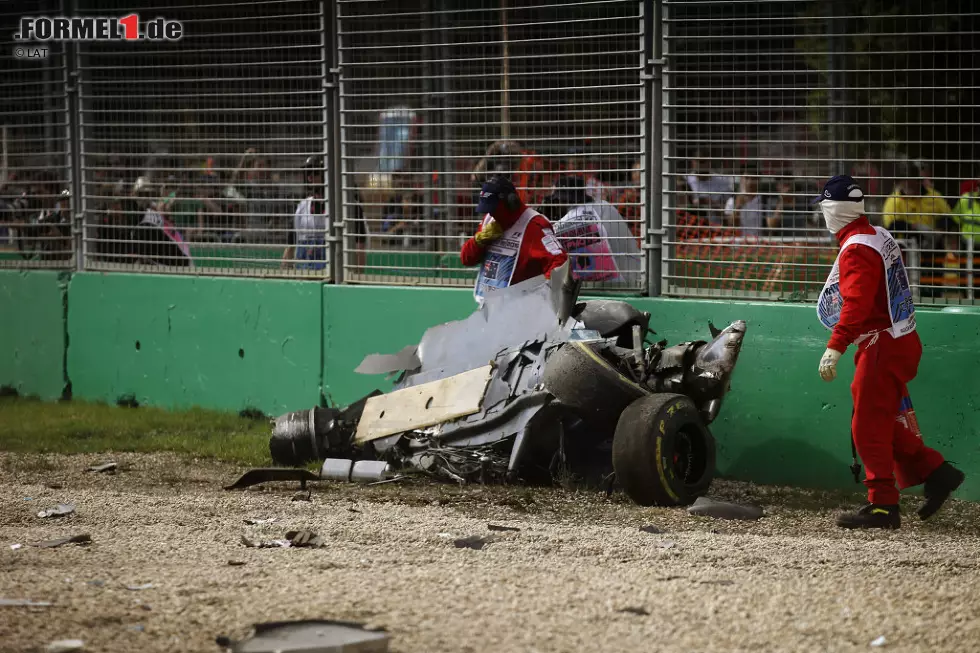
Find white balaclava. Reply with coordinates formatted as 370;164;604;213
819;177;866;235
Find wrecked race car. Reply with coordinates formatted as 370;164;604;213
265;262;746;507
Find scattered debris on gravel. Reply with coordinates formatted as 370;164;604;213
2;451;980;653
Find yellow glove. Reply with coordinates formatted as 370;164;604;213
474;220;504;247
818;348;843;382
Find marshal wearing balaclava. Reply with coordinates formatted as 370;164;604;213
814;174;964;530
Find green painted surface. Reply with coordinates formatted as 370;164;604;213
322;286;980;501
0;270;68;399
67;272;323;415
321;284;474;404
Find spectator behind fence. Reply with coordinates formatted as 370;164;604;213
882;160;956;298
684;150;735;226
952;171;980;246
723;168;765;236
282;155;329;271
540;175;642;287
763;177;809;238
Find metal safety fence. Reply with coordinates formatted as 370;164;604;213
2;1;979;305
661;0;980;304
337;0;645;290
1;0;73;270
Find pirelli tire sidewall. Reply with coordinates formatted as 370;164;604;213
542;340;650;431
612;393;716;507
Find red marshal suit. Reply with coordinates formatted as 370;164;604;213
830;216;944;505
460;204;567;283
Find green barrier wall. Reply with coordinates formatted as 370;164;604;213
67;272;322;415
3;269;977;501
321;286;980;501
0;270;68;400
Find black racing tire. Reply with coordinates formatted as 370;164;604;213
542;340;649;431
612;393;716;507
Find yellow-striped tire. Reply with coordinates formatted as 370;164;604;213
612;393;716;507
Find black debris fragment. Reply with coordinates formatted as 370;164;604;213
687;497;765;521
453;535;492;550
285;530;324;548
616;606;650;616
487;524;520;532
639;525;663;534
32;534;92;549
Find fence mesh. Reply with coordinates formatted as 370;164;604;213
4;0;980;305
338;0;644;290
1;0;73;270
76;0;331;277
662;0;980;304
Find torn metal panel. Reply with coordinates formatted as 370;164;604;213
354;344;420;376
393;273;575;388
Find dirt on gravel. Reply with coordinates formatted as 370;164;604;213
2;452;979;653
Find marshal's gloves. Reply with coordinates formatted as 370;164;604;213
818;348;843;382
474;220;504;247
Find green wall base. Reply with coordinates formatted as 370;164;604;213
0;270;68;400
3;269;978;502
66;272;323;415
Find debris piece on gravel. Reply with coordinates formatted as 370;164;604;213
871;635;887;647
216;619;390;653
453;535;492;550
616;606;650;616
32;534;92;548
228;560;246;566
285;529;324;548
45;640;84;653
487;524;520;532
240;535;291;549
687;497;765;521
291;490;312;502
0;598;53;607
126;584;154;591
37;503;75;519
244;518;278;526
639;525;663;534
86;462;118;474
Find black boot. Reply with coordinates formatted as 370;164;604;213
918;462;965;520
836;503;901;530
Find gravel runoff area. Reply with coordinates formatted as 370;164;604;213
2;452;979;653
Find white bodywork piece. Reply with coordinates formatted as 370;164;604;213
353;365;494;444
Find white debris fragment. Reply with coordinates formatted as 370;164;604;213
46;639;84;652
10;544;22;551
871;635;887;647
126;584;154;591
37;503;75;519
244;518;278;525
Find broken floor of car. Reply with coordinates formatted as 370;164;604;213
234;262;746;507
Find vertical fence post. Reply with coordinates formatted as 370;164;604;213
64;1;84;272
643;0;664;297
323;0;343;284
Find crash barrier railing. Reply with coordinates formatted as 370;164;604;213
3;1;979;305
0;1;74;271
660;0;980;304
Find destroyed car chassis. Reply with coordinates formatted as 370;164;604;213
259;262;746;507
